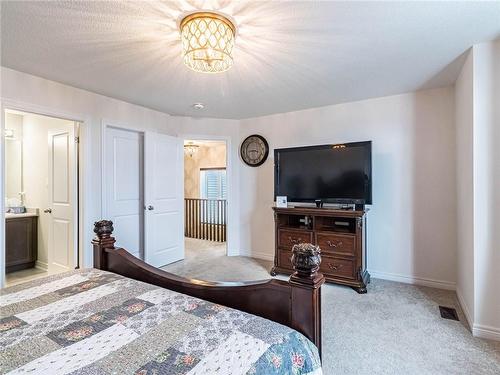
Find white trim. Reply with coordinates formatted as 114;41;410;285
455;287;473;330
179;134;236;256
473;324;500;341
35;260;48;271
239;249;274;262
368;269;456;290
1;98;91;287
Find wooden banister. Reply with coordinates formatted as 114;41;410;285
184;198;227;242
92;219;324;355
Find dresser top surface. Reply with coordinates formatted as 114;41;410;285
273;206;366;218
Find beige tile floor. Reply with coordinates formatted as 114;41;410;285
5;267;50;287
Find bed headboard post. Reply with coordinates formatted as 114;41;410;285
92;220;116;270
289;243;325;356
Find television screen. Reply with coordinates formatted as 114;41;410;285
274;141;372;204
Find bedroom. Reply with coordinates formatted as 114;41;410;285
1;1;499;374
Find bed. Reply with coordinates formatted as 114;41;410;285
0;220;324;375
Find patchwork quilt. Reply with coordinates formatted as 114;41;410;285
0;269;322;375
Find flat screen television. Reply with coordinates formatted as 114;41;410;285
274;141;372;204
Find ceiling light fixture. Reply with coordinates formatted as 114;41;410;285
184;142;200;157
179;11;236;74
192;103;205;110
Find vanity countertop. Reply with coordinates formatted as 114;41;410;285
5;211;39;219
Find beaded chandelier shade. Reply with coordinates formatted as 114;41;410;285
180;12;236;74
184;143;199;157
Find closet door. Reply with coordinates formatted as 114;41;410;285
144;132;184;267
104;127;144;259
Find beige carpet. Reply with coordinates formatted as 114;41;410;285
163;238;500;374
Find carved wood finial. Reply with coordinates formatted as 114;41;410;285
93;220;114;239
290;243;324;288
92;220;115;269
291;243;322;278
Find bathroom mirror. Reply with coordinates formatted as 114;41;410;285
5;113;23;202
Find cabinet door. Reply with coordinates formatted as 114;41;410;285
6;218;35;269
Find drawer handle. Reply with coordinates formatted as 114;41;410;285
288;236;302;244
328;263;343;271
326;240;343;248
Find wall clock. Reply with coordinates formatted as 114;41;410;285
240;134;269;167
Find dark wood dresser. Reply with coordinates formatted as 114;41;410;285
6;215;38;273
271;206;370;293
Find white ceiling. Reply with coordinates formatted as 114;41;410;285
2;1;500;119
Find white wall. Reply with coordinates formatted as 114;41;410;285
454;50;475;324
239;87;457;288
1;67;176;280
471;41;500;339
21;113;74;268
4;113;23;199
453;41;500;340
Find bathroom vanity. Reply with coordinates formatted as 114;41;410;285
5;213;38;273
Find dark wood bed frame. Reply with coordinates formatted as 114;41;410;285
92;220;325;355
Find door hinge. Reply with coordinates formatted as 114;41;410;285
74;136;80;144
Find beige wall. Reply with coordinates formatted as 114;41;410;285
184;143;226;198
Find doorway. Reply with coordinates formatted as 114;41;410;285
102;124;184;269
182;139;228;262
4;110;79;286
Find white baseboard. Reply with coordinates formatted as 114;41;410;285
473;324;500;341
35;260;48;271
456;289;500;341
368;269;456;290
455;287;473;329
239;249;274;262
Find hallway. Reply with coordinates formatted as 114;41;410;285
162;238;271;282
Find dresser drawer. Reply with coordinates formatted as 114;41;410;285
316;233;355;256
278;250;293;270
320;255;356;280
278;229;313;250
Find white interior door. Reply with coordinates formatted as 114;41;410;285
47;126;76;273
144;132;184;267
104;127;144;259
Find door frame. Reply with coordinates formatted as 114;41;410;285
0;98;90;288
180;134;235;256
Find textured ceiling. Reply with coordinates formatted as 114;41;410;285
2;1;500;119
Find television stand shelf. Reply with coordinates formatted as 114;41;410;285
271;206;370;293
